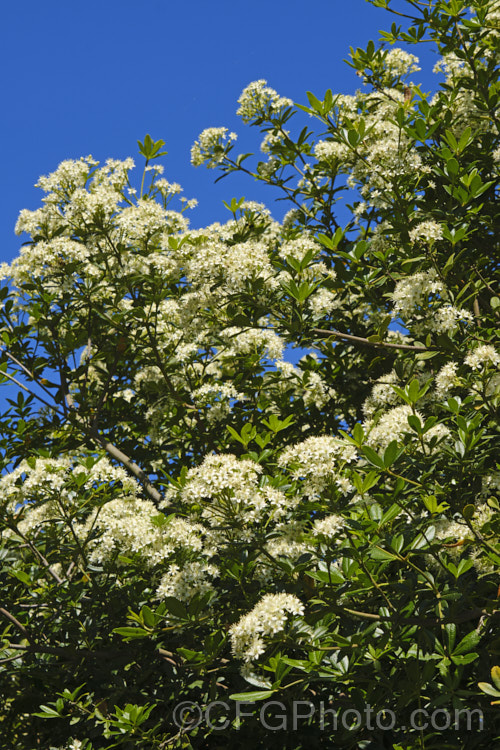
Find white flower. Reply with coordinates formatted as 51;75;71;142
434;517;469;550
409;221;443;244
237;80;292;123
190;128;237;168
79;499;204;567
363;370;401;417
229;593;304;661
432;305;474;334
156;561;218;602
392;269;443;318
219;326;284;363
302;371;337;410
314;139;349;164
279;436;357;496
464;345;500;370
384;48;420;77
266;523;311;560
312;514;345;539
365;405;450;450
308;288;339;319
260;129;289;153
116;198;168;241
181;454;287;525
435;362;459;398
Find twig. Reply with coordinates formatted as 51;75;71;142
87;426;162;505
0;652;24;665
0;347;54;400
0;369;60;412
336;605;498;627
0;607;29;638
473;298;481;327
8;524;64;584
313;328;428;352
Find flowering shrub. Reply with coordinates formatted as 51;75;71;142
0;2;499;748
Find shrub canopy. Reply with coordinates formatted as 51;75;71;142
0;1;499;748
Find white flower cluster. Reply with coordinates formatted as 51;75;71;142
392;269;474;335
34;155;100;196
8;238;91;286
236;80;293;123
337;89;426;208
471;502;495;530
432;50;488;133
365;405;414;450
156;561;219;602
180;454;288;525
1;457;72;513
7;154;186;305
278;436;357;496
79;498;204;567
464;344;500;370
8;151;303;401
314;139;350;165
365;405;450;450
257;157;281;178
190;128;237;168
219;326;284;364
434;517;469;555
432;305;474;334
229;593;304;661
64;183;122;227
1;457;146;552
392;269;442;318
186;237;276;292
260;129;289;153
15;206;62;238
435;362;459;399
52;740;85;750
363;370;401;417
280;236;322;262
384;48;421;78
81;457;140;496
409;221;443;244
116;198;171;242
265;521;311;562
308;288;340;319
302;370;337;410
312;514;345;539
433;53;466;79
191;382;245;423
282;208;302;230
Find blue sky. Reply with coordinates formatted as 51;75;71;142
1;0;439;265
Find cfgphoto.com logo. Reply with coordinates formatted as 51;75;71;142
172;700;484;733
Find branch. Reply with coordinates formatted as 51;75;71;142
2;374;162;506
1;642;103;661
144;321;184;400
473;297;481;327
337;605;499;627
0;607;29;638
3;640;164;663
8;524;64;584
0;345;163;506
0;368;61;412
0;652;24;665
313;328;428;352
0;347;55;400
88;426;163;505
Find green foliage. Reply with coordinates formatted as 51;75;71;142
0;1;499;748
